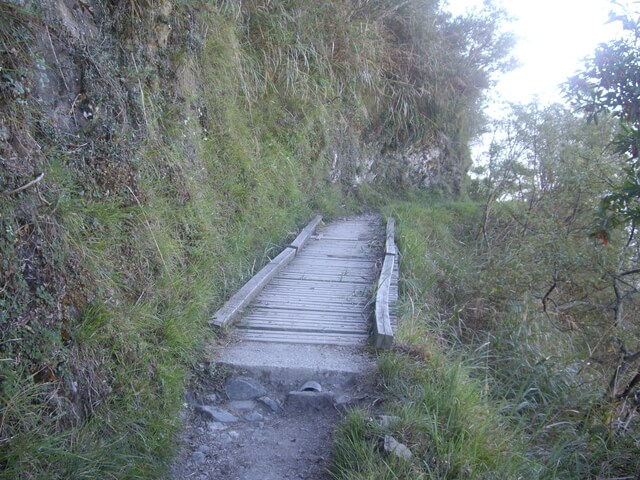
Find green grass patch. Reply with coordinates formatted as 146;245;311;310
332;338;534;479
332;193;640;479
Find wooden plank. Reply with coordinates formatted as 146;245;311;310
374;217;396;349
264;281;373;292
289;215;323;250
209;248;296;327
385;217;397;256
283;269;374;276
209;215;322;327
253;295;369;305
237;321;368;333
264;277;375;287
244;307;368;321
237;330;369;345
295;254;376;262
268;276;375;285
276;272;373;284
255;293;370;304
259;286;371;303
240;317;369;327
310;236;366;241
250;303;368;315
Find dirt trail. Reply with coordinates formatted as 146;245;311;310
169;337;378;479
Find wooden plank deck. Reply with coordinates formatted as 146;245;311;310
235;216;384;345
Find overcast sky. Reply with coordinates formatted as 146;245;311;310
444;0;621;107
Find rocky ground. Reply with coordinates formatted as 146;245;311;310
169;339;378;480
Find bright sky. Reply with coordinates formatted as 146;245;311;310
444;0;621;106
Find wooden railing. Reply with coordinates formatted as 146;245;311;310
210;215;323;328
374;217;397;349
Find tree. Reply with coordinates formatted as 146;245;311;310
566;1;640;235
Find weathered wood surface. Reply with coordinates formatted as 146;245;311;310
210;215;322;327
374;217;397;349
235;216;383;345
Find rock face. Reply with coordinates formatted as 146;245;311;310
257;396;280;413
327;124;465;195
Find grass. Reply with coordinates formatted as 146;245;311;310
331;193;538;479
1;1;515;478
0;3;353;478
332;326;535;479
329;193;640;478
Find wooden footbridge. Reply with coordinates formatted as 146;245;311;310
211;215;398;348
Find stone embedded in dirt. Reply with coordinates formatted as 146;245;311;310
203;393;218;404
377;415;401;428
184;391;198;405
191;451;206;464
195;405;239;423
197;445;211;454
228;400;256;411
225;376;267;400
258;395;280;412
208;422;227;431
243;411;264;422
285;391;335;411
383;435;412;460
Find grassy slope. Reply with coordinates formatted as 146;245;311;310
0;4;355;479
0;1;511;478
332;196;536;479
330;194;639;478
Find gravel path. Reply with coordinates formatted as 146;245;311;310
169;339;377;480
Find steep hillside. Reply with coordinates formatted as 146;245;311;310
0;1;510;477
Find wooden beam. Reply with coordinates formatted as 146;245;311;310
374;217;396;349
209;215;322;328
289;214;323;250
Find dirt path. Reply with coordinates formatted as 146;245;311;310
169;338;377;480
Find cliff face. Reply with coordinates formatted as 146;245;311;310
0;0;509;476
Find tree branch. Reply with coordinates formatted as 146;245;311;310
2;173;45;196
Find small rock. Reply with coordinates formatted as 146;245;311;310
378;415;401;428
191;451;206;464
228;431;240;440
225;377;267;400
195;405;238;423
258;395;280;412
218;433;233;444
0;126;9;143
286;391;335;411
203;393;218;404
208;422;227;431
228;400;256;410
383;435;412;460
244;411;264;422
197;445;211;454
184;391;198;405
